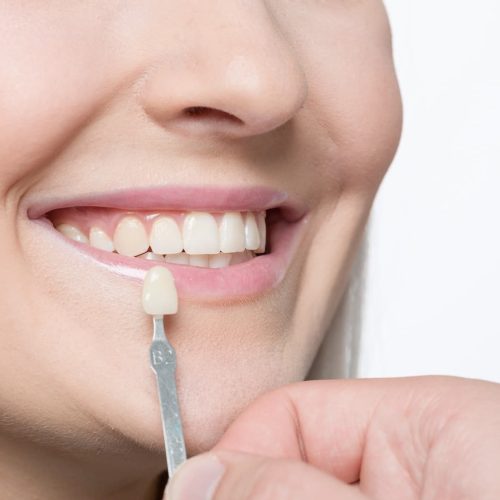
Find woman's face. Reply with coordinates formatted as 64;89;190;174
0;0;401;475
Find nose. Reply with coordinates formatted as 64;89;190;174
138;1;307;138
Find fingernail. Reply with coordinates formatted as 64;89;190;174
165;454;225;500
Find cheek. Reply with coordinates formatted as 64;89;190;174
0;4;124;193
318;58;403;191
292;6;403;195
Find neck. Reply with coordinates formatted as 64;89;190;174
0;431;168;500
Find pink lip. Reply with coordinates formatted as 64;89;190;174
47;217;304;300
27;185;305;222
28;185;308;301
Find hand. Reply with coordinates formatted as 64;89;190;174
165;376;500;499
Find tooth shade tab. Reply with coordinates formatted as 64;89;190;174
142;266;178;315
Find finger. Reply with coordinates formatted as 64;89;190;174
212;376;472;484
165;450;369;500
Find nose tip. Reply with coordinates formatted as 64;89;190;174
139;14;307;138
220;54;308;136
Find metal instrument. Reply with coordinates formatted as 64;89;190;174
149;315;187;477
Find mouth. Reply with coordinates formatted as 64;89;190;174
27;186;307;300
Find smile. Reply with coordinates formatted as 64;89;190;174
50;208;267;268
27;185;307;300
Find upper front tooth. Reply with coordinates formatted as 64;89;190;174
89;226;114;251
150;216;183;255
113;216;149;256
219;212;245;253
183;212;220;255
255;212;266;253
56;224;89;244
244;212;260;251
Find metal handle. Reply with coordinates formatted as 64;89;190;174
150;316;187;477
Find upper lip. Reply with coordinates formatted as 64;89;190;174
26;185;306;221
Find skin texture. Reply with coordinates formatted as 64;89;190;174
0;1;402;499
168;376;500;499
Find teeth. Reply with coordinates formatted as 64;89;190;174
256;212;267;254
139;252;164;262
183;212;220;255
56;224;89;244
54;209;267;266
219;212;245;253
150;216;183;255
89;226;114;251
244;212;260;251
113;216;149;257
208;253;232;269
142;266;178;316
188;254;210;267
164;253;189;265
230;250;254;265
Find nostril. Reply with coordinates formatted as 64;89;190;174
183;106;243;124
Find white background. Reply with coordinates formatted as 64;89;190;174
352;0;500;382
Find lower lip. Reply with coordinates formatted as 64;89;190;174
38;217;306;301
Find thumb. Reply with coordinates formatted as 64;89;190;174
164;450;367;500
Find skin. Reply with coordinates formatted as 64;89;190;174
0;1;402;499
168;376;500;499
